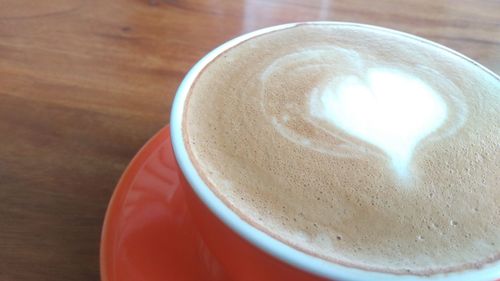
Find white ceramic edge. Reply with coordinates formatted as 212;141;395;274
170;21;500;281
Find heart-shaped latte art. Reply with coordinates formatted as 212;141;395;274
310;68;448;179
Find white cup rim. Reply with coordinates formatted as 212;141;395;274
170;21;500;281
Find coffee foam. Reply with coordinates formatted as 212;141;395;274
184;23;500;274
261;45;469;182
312;68;449;179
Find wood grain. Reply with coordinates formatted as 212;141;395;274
0;0;498;280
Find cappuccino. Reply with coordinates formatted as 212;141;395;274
183;23;500;275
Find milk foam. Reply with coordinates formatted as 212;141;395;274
310;68;448;180
260;46;468;182
184;23;500;275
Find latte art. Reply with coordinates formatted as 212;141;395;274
312;68;448;179
184;23;500;275
261;47;467;181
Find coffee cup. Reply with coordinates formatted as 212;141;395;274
170;22;500;281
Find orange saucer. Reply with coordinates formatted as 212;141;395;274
100;126;229;281
100;126;500;281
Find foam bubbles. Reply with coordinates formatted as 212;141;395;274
310;68;448;179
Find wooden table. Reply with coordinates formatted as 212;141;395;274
0;0;498;280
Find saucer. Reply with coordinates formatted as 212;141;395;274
100;126;229;281
100;126;500;281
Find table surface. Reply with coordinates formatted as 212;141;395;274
0;0;499;280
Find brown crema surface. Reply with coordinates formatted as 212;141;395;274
183;23;500;275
